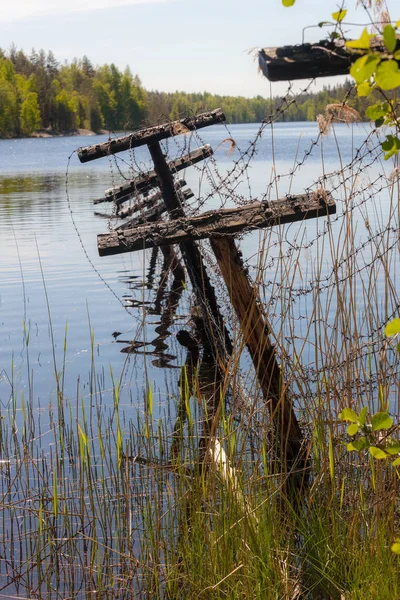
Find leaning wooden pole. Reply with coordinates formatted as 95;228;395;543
210;236;308;493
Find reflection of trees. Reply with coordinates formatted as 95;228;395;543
0;172;102;216
0;174;56;202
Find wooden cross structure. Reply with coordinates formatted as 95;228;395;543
78;109;336;489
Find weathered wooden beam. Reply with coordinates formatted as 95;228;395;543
210;236;307;491
97;191;336;255
78;108;225;163
118;189;194;230
117;178;186;218
93;145;212;205
259;36;400;81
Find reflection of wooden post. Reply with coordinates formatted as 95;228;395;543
148;140;232;358
210;236;307;490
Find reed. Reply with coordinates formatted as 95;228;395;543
1;120;399;599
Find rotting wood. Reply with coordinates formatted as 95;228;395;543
78;108;225;163
93;145;212;205
258;35;400;81
117;189;194;227
210;236;308;492
117;178;187;218
97;191;336;255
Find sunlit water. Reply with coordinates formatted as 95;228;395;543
0;122;397;423
0;121;399;596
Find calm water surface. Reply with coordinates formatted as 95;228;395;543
0;121;399;598
0;122;396;425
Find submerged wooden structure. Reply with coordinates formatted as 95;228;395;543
78;109;337;491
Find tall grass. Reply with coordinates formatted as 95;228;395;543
1;121;400;598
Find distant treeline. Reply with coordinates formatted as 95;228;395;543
0;47;377;138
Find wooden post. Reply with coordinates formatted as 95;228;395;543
147;140;232;357
94;145;212;206
210;236;308;490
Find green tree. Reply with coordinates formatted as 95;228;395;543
20;92;41;134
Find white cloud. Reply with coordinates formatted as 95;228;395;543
1;0;173;22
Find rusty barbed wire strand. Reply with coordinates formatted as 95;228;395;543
66;82;399;399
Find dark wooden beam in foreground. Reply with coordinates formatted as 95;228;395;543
97;191;336;256
78;108;225;162
259;36;400;81
94;145;212;205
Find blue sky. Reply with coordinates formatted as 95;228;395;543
1;0;398;97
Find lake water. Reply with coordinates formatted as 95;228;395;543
0;121;399;596
0;121;398;422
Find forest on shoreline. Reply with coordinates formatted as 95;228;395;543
0;47;378;138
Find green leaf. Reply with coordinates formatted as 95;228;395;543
375;117;385;127
347;423;360;436
282;0;296;5
369;446;388;459
318;21;330;27
365;101;388;120
383;24;397;53
346;28;372;50
385;318;400;336
375;60;400;90
371;411;393;431
392;457;400;466
332;9;347;23
350;53;381;84
339;408;358;423
395;51;400;60
347;437;369;452
358;406;368;426
385;441;400;455
381;135;400;160
391;540;400;554
396;20;400;29
357;81;373;96
396;342;400;353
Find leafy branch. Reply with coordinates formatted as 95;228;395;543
282;2;400;159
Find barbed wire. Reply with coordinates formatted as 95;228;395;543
67;81;399;394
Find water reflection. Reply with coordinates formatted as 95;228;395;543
115;245;186;368
0;174;57;195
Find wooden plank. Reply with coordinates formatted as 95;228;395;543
97;191;336;255
78;108;225;162
117;189;194;229
210;236;307;489
117;179;186;219
93;145;212;205
259;36;400;81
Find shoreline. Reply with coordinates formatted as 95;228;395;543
3;120;370;141
29;128;105;138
